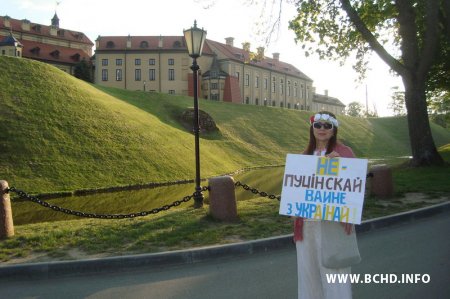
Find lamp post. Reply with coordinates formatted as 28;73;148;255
184;20;207;208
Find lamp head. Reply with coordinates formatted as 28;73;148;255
183;20;207;58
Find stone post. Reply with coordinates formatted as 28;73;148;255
208;176;238;221
369;165;394;198
0;180;14;239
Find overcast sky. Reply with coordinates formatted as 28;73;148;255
2;0;404;116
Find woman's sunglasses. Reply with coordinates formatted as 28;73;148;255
313;122;334;130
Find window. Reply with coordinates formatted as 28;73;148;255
140;41;149;48
245;97;250;104
255;76;259;88
272;77;276;93
245;74;250;86
102;69;108;81
135;69;141;81
168;69;175;81
116;59;122;66
211;83;218;89
280;79;284;95
149;69;156;81
102;59;108;66
116;69;122;81
135;59;141;65
168;58;174;65
235;71;240;81
149;58;156;65
264;78;268;90
168;90;175;94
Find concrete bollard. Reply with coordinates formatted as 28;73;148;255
0;180;14;239
208;176;238;221
369;165;394;198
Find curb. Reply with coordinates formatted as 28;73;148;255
1;201;449;281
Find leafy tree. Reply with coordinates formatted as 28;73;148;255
389;86;407;116
74;58;93;83
288;0;449;166
346;101;364;117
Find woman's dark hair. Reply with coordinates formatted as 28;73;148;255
304;111;338;155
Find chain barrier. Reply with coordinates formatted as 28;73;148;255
234;181;281;201
6;186;209;219
234;172;374;202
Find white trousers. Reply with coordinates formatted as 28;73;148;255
296;221;352;299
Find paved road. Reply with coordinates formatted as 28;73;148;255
0;211;449;299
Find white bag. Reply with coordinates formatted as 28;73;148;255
321;220;361;269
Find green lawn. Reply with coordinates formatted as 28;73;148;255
0;56;449;265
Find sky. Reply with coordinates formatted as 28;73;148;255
2;0;404;116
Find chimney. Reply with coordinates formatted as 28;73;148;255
325;89;328;97
3;16;11;28
242;42;250;52
158;35;163;48
21;19;30;31
225;37;234;47
50;25;57;36
127;34;131;49
272;52;280;61
257;47;265;59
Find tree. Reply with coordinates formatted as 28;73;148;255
346;101;364;117
288;0;449;166
74;58;93;83
389;86;407;116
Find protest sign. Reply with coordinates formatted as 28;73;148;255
279;154;368;224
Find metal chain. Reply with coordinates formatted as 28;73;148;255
234;181;281;201
6;186;209;219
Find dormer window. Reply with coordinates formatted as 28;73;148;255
50;50;60;58
30;47;40;55
71;53;80;62
173;41;181;48
140;41;149;48
32;24;41;32
106;41;115;48
57;29;65;37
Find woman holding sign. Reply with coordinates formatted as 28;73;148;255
294;111;359;299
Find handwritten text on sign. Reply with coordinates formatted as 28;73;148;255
279;154;368;224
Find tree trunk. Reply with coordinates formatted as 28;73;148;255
402;75;444;166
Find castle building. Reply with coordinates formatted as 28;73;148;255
94;35;345;113
0;12;345;114
0;14;93;75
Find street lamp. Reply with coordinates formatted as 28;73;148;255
183;20;207;208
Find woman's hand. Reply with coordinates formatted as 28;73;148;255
340;222;353;235
326;151;340;158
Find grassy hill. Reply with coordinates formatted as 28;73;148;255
1;56;449;194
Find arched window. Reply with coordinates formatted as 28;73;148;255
140;41;149;48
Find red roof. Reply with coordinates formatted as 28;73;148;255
19;39;91;64
206;39;312;81
0;16;93;45
96;36;214;55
